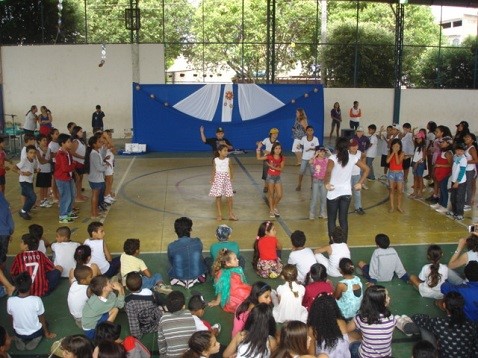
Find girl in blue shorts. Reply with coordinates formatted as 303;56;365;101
386;138;405;213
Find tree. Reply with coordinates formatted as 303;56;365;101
183;0;320;80
417;36;478;89
322;22;395;87
84;0;194;66
0;0;82;44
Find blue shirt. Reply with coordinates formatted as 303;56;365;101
441;280;478;322
0;193;14;236
167;236;206;280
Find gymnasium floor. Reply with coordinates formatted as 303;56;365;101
1;146;476;357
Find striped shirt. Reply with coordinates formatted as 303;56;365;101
354;314;396;358
157;309;196;357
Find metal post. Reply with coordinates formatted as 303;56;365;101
392;3;404;124
265;0;276;84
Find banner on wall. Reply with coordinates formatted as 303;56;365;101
133;83;324;152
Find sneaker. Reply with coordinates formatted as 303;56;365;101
270;211;275;218
106;195;116;202
367;178;375;181
426;195;439;203
464;205;472;211
362;184;369;190
154;283;173;295
355;208;365;215
18;210;32;220
395;315;420;337
40;200;52;208
435;206;448;214
273;208;280;217
446;211;455;217
104;196;115;204
454;215;464;221
379;174;387;180
68;212;79;219
59;217;74;224
429;203;440;209
211;323;222;334
309;215;315;220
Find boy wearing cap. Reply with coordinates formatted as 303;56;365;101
207;225;245;269
296;126;319;191
199;126;233;153
448;143;468;220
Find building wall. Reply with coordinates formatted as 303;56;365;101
0;44;476;142
1;44;164;137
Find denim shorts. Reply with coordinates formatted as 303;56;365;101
387;170;404;183
266;174;281;184
412;162;426;177
89;181;105;190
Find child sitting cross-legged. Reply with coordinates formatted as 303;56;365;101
287;230;317;284
120;238;172;294
10;233;62;297
67;265;94;328
124;271;164;339
84;222;120;278
357;233;410;283
7;272;56;351
82;275;125;339
51;226;80;278
208;249;251;313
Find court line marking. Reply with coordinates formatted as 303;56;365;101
101;156;136;223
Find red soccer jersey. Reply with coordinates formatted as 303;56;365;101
10;250;55;297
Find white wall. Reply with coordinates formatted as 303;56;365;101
324;88;478;135
1;44;476;141
1;44;164;137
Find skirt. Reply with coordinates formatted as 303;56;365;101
257;258;283;279
209;172;234;197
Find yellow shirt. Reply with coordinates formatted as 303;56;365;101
120;253;148;285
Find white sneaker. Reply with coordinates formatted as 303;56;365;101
104;196;114;204
435;206;448;214
106;195;116;202
430;203;440;209
464;205;471;212
40;200;52;208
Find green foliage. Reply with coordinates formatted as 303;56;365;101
0;0;82;44
183;0;319;80
322;22;395;87
417;37;478;89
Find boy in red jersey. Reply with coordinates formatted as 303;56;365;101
10;233;62;297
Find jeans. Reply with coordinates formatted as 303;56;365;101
310;179;327;218
450;182;466;216
46;269;61;295
438;175;450;209
349;341;361;358
366;157;375;179
351;175;362;210
20;182;36;212
350;120;359;131
104;257;121;278
327;195;351;242
465;170;475;205
141;273;163;289
56;179;75;218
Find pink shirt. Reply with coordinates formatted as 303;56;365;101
312;157;328;180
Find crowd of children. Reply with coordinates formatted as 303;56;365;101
0;214;476;357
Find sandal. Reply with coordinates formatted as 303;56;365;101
229;214;238;221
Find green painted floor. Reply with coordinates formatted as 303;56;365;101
1;244;458;357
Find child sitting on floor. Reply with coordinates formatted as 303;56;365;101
302;263;334;311
188;293;221;335
287;230;317;284
252;221;283;279
334;258;363;320
67;265;93;328
7;272;56;351
357;233;409;283
120;238;171;294
124;271;164;339
51;226;79;278
28;224;50;255
84;222;120;278
207;224;245;269
209;249;251;313
81;275;125;339
10;233;62;297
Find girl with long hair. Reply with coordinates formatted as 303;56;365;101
428;125;452;203
209;144;237;221
334;258;363;320
386;138;405;213
410;245;448;299
71;126;88;202
252;221;283;279
329;102;341;139
182;331;220;358
68;244;101;282
430;136;454;213
308;294;351;357
38;106;53;136
347;285;396;358
324;137;369;241
257;128;280;194
85;135;108;219
410;131;427;199
208;249;251;313
257;141;285;217
232;281;272;337
271;321;315;358
224;303;277;358
292;108;308;165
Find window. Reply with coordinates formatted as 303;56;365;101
453;20;462;27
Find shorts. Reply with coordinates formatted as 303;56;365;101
387;170;404;183
299;159;312;175
89;181;105;190
412;162;426;177
0;175;5;185
381;154;389;168
36;172;52;188
266;174;281;184
403;157;412;170
292;138;302;153
75;164;86;175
